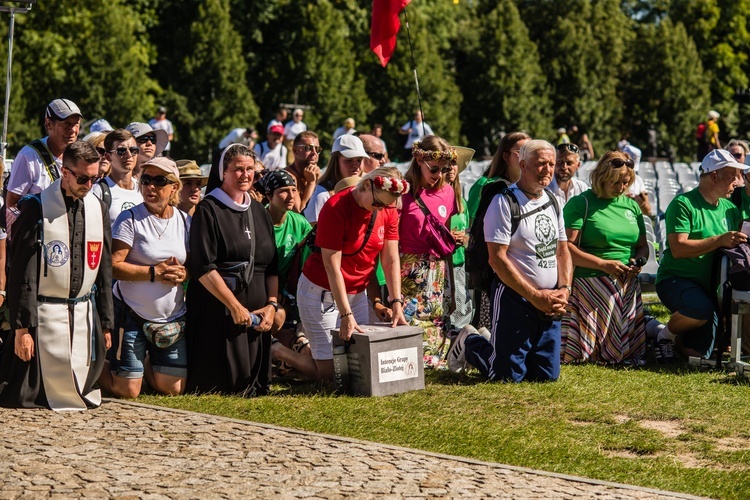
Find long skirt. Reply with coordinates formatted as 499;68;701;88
400;253;451;369
561;274;646;365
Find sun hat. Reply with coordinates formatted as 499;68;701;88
700;149;750;174
454;146;475;174
332;135;368;159
176;159;208;187
141;156;179;179
708;110;720;120
46;99;82;121
125;122;168;156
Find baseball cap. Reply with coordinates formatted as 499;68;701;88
268;124;284;136
700;149;750;174
157;106;167;114
89;118;113;134
125;122;168;156
141;156;179;178
332;135;368;159
176;159;208;186
46;99;82;121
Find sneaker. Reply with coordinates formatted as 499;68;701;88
645;316;665;340
477;327;491;341
653;338;675;364
447;325;477;373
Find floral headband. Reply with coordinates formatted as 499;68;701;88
411;142;458;162
373;176;410;195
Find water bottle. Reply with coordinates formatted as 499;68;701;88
332;346;349;393
403;298;418;324
249;313;261;328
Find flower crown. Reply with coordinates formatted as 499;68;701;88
411;142;458;162
373;176;410;195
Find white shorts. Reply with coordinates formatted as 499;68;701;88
297;273;369;360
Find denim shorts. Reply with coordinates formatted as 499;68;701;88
112;296;188;379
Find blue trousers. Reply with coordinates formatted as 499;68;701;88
466;280;560;382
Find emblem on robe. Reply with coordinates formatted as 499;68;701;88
45;240;70;267
87;241;102;270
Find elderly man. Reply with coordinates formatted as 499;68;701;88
549;143;587;205
285;131;321;212
655;149;748;363
5;99;83;236
359;133;388;174
449;140;571;382
284;109;307;165
0;141;113;410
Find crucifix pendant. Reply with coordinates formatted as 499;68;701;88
244;227;252;239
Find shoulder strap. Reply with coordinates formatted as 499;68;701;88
28;139;59;182
308;209;378;256
504;188;557;237
343;210;378;256
98;178;112;208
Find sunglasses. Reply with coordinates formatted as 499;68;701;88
370;183;388;209
424;162;452;175
610;157;635;169
731;152;745;160
366;151;386;161
140;174;175;187
109;146;140;157
296;144;322;154
556;143;580;154
95;147;106;157
64;166;102;185
136;135;156;145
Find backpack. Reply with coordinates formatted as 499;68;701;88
97;178;112;208
696;122;707;143
715;243;750;367
465;184;560;292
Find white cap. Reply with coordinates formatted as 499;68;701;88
46;98;82;121
332;135;368;159
125;122;169;156
700;149;750;174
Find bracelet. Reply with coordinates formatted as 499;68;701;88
340;311;353;319
266;300;279;312
0;290;5;297
390;298;404;305
149;265;155;283
372;298;383;306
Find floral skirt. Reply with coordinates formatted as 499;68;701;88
400;253;452;369
561;274;646;365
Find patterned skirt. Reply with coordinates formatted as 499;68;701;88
561;274;646;365
400;253;451;369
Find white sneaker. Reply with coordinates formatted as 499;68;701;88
447;325;478;373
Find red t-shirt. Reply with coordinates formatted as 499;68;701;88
302;188;399;294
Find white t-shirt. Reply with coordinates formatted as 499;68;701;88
401;121;434;149
628;175;647;197
90;177;144;227
284;121;307;141
484;186;566;290
8;137;63;196
548;177;588;205
112;204;191;322
303;184;331;223
254;141;287;171
219;128;248;150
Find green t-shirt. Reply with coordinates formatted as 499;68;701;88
273;210;312;283
564;190;645;278
450;198;469;266
467;176;495;225
740;189;750;220
656;188;741;291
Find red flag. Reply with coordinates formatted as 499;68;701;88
370;0;411;67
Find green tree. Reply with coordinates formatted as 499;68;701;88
180;0;259;161
455;0;552;152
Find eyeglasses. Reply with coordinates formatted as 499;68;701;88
424;162;452;174
95;147;106;157
136;135;156;145
295;144;322;154
556;143;580;154
610;157;635;169
370;183;387;209
366;151;386;161
109;146;140;157
140;174;175;187
731;152;745;160
64;166;102;185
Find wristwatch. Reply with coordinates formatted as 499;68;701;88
266;300;279;312
558;285;572;293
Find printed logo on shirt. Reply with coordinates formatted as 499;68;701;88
284;234;295;252
378;226;385;241
625;209;637;223
533;214;558;268
438;205;447;218
121;201;136;212
45;240;70;267
87;241;103;270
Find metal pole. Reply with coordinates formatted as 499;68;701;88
1;8;15;161
402;6;425;138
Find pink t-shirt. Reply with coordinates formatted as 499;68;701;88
399;185;457;255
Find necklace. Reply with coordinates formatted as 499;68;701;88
148;211;172;239
518;187;542;199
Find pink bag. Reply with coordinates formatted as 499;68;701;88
415;194;457;259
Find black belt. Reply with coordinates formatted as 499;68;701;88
38;290;95;305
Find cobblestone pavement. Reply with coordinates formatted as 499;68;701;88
0;400;705;499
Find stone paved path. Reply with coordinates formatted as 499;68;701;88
0;400;705;499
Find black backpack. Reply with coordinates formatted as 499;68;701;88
465;183;559;292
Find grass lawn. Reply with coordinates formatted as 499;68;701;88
140;297;750;499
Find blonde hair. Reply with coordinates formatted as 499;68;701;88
405;135;451;196
357;166;406;209
590;151;635;198
139;168;182;206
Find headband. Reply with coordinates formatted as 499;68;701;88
411;142;458;162
263;170;296;197
218;143;254;181
372;176;410;195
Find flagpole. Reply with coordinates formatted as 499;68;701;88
402;5;425;138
